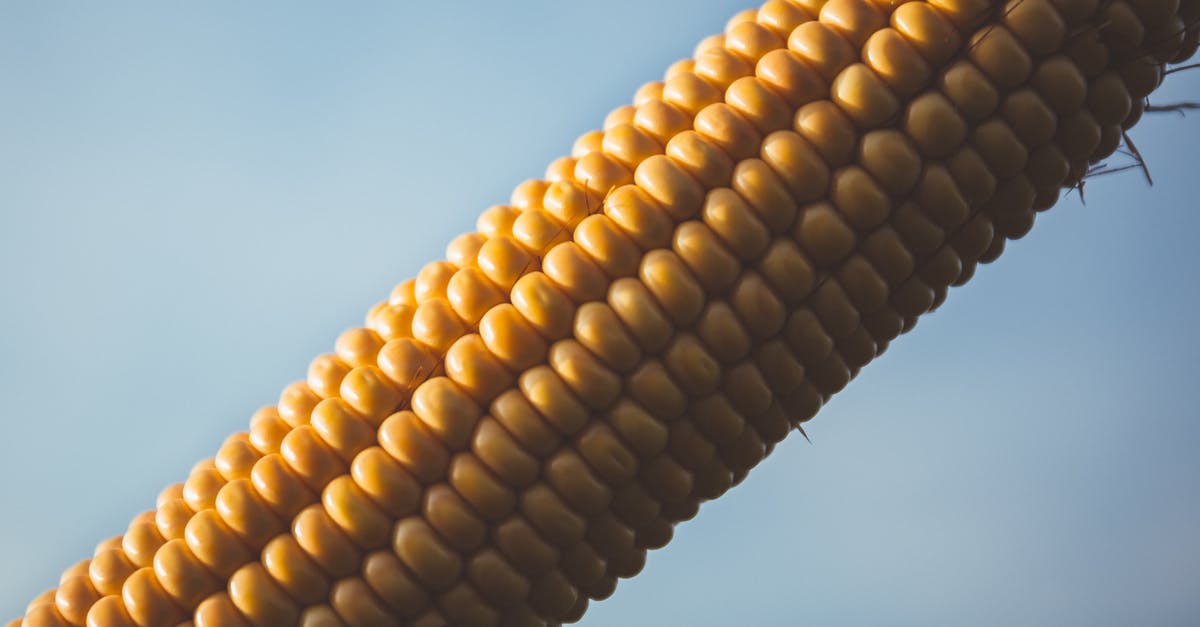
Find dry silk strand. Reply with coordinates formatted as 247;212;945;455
12;0;1200;625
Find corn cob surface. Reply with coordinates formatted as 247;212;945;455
3;0;1199;625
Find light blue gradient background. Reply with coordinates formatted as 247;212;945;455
2;2;1198;625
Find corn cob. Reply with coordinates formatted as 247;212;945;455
10;0;1198;625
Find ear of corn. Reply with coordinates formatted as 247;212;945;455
12;0;1198;625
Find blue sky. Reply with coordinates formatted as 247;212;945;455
2;2;1198;625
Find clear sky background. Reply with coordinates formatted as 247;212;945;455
2;2;1199;625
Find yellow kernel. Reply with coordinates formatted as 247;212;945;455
215;478;282;550
971;120;1028;179
228;563;299;627
520;480;585;542
633;100;693;147
859;129;921;196
544;156;577;183
788;21;857;80
673;221;741;294
412;298;467;354
696;301;748;362
665;130;734;189
1005;0;1066;55
121;520;166;569
414;260;457;303
725;20;784;62
376;337;437;394
725;76;793;133
633;81;664;107
423;484;487;552
277;381;320;428
492;514;561;574
640;250;705;327
446;232;486;269
755;49;827;108
968;24;1032;88
543;241;609;303
306;354;351;400
388;278;417;307
448;453;517;521
447;267;507;327
795;201;856;266
322;475;390;549
543;180;592;229
262;536;329;605
520;366;590;437
339;365;402;426
831;166;892;231
330;577;398;627
733;158;799;233
438;582;501;627
392;517;462;591
571;130;604;158
280;425;343;492
183;464;225;512
549;338;622;411
350;446;419;519
1002;89;1057;146
574;302;643;373
510;271;575;340
87;596;140;627
602;123;662;169
153;539;219;609
474;417;539;489
693;46;754;90
756;0;812;39
574;150;633;197
904;92;967;158
863;28;933;98
703;188;772;262
184;509;251;580
794;100;857;167
757;237;817;305
694;102;763;160
477;235;534;293
378;410;449;483
573;214;641;278
250;453;314;520
731;272;788;340
547;449;613;515
604;105;636;132
479;303;548;372
760;130;831;203
445;333;514;403
512;208;571;258
607;277;674;354
810;280;860;338
293;505;361;578
362;551;429;617
891;2;961;66
664;333;723;396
